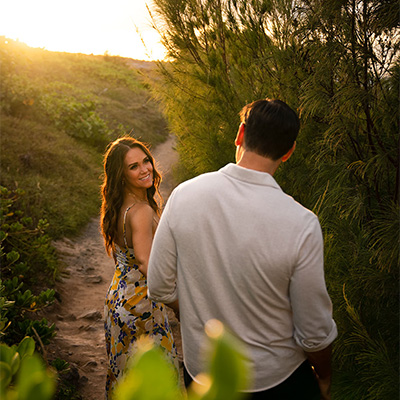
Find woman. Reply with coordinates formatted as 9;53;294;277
100;136;179;398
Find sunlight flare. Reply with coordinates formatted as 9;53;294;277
1;0;166;60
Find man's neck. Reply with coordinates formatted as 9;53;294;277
236;150;281;176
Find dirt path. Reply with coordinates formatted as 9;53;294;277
46;135;181;399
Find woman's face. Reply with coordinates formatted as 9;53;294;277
123;147;154;191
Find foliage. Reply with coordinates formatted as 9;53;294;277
0;186;58;284
0;336;56;400
43;97;114;150
0;36;169;146
0;322;248;400
0;186;78;397
149;0;399;398
115;319;248;400
50;359;82;400
0;186;56;346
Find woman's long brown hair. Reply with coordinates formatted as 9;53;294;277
100;136;162;256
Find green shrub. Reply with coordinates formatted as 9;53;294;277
0;186;56;346
0;186;58;285
0;283;14;339
40;95;112;150
50;358;82;400
0;336;56;400
0;278;56;347
0;74;38;117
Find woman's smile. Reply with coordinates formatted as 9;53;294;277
139;173;151;181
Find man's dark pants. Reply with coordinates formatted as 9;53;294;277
183;360;320;400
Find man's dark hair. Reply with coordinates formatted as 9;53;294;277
239;99;300;160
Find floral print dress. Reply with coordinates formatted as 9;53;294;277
104;205;179;398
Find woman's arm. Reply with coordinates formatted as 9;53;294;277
127;203;155;277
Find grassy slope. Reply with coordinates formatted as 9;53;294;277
0;37;168;239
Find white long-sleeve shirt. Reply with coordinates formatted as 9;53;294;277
148;163;337;392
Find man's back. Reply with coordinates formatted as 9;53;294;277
149;98;336;398
149;163;336;391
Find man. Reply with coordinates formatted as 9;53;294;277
148;99;337;399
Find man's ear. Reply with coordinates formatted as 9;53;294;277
235;123;245;146
282;142;296;162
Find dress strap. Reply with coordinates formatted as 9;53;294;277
122;204;136;250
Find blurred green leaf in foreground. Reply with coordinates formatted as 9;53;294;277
115;319;249;400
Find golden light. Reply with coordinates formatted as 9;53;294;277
190;373;212;395
205;318;225;339
0;0;166;61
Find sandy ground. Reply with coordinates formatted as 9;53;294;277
45;135;181;399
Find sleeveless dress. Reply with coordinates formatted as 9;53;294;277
104;204;179;398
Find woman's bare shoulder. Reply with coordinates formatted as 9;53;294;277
125;202;154;225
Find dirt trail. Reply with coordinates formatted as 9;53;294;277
46;135;181;400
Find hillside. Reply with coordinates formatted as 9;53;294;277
0;37;168;239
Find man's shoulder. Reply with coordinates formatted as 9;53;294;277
175;169;224;191
281;193;320;228
166;169;226;210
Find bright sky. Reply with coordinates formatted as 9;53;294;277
0;0;166;61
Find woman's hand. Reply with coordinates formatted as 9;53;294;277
167;299;180;321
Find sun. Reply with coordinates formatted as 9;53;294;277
0;0;166;61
